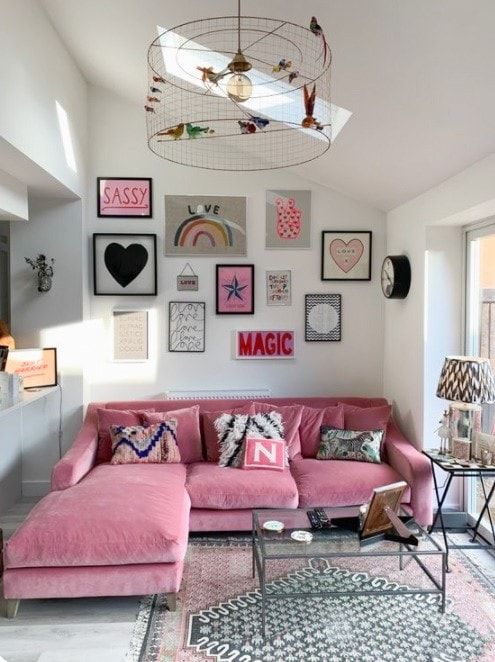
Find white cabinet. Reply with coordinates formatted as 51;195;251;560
0;387;60;514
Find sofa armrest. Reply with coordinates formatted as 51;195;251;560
385;421;433;526
51;406;99;491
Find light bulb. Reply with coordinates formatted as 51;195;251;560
227;73;252;102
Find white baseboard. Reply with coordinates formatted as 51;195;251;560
22;480;50;497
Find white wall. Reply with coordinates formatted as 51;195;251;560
9;196;85;454
0;170;28;221
0;0;87;198
86;86;387;401
384;154;495;508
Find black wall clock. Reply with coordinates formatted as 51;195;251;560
381;255;411;299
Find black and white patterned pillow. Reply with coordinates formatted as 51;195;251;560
215;411;284;468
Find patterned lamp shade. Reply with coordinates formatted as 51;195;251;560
436;356;495;404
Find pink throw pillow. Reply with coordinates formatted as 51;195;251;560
252;402;303;459
97;408;155;463
341;403;392;433
242;437;285;471
299;404;345;457
202;403;255;462
143;405;201;463
109;421;180;465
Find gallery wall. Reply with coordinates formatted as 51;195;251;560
86;86;387;402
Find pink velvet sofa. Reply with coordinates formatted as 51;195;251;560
2;396;432;615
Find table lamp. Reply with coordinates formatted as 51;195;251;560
436;356;495;454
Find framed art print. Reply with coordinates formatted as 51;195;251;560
235;330;295;359
305;294;342;341
321;231;372;281
266;270;291;306
113;310;149;361
169;302;205;352
266;190;311;249
216;264;254;314
93;233;157;296
97;178;152;218
5;347;58;388
165;195;246;256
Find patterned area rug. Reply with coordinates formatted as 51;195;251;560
127;538;495;662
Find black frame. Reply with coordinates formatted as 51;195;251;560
216;264;255;315
93;233;157;296
7;347;58;388
97;177;153;218
321;230;372;281
168;301;206;353
305;293;342;341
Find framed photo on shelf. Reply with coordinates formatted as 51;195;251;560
305;293;341;341
97;177;152;218
169;301;206;352
266;270;291;306
321;231;372;281
93;233;157;296
216;264;255;315
5;347;58;388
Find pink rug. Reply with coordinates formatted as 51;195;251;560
128;540;495;661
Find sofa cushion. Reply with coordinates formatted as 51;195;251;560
252;402;303;459
143;405;202;463
4;464;189;568
341;403;392;433
186;462;298;509
290;457;410;508
300;404;345;457
202;403;255;462
97;408;154;464
317;427;383;464
110;421;180;464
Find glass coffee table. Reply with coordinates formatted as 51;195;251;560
252;506;446;637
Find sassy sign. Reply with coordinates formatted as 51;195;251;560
235;330;295;360
97;178;152;217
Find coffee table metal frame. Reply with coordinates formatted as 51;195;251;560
252;506;446;638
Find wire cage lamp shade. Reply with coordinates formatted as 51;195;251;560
145;9;332;171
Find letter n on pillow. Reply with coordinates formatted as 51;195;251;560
243;437;285;471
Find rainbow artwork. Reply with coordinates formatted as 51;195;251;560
165;196;247;256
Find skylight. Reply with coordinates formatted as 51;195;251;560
55;101;77;173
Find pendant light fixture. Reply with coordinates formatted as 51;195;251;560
145;2;332;170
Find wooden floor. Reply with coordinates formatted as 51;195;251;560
0;499;142;662
1;499;494;662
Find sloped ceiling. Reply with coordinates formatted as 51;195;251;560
41;0;495;211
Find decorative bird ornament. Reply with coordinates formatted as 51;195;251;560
152;75;166;84
147;96;160;103
197;66;229;86
144;105;155;113
288;71;300;84
238;120;257;134
272;58;292;73
158;123;185;140
310;16;329;65
249;115;270;130
150;86;162;94
186;123;214;138
302;84;318;128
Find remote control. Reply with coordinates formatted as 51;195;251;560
314;508;332;528
307;510;322;529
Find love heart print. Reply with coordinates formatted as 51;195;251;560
329;238;364;273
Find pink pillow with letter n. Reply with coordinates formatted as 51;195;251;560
143;405;201;463
97;408;155;463
300;404;345;457
243;437;285;471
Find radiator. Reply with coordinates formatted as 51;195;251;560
164;388;272;401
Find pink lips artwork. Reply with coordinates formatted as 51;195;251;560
329;238;364;273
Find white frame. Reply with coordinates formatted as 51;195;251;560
112;309;149;362
464;219;495;537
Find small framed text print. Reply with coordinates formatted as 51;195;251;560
321;231;372;281
93;233;157;296
216;264;254;315
169;302;206;352
97;178;152;218
113;310;149;361
305;294;342;341
266;270;291;306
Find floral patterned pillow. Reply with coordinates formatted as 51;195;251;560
317;426;383;464
110;420;180;464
